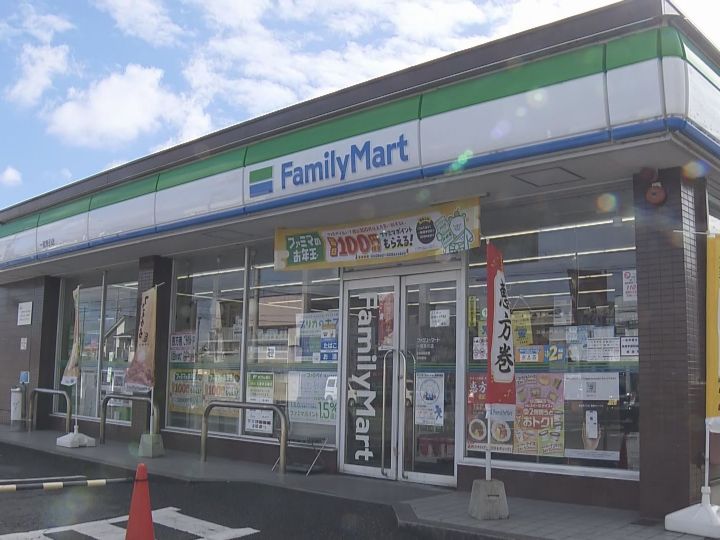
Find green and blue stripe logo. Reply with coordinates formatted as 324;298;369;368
249;166;273;197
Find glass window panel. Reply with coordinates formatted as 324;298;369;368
466;188;639;471
56;278;103;418
100;281;137;422
246;245;340;446
169;254;245;435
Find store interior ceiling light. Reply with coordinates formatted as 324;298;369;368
251;281;304;290
178;267;245;279
259;302;302;311
578;288;616;295
469;246;635;267
482;216;634;241
468;272;614;288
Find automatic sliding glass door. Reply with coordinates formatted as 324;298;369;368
341;271;460;485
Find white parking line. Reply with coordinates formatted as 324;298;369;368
0;506;260;539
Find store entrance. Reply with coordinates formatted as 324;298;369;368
340;270;460;486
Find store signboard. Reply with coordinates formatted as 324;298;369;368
245;372;274;434
274;198;480;270
245;122;420;204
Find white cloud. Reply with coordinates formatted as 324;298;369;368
93;0;183;46
6;44;69;106
674;0;720;50
487;0;619;39
46;64;212;149
183;0;496;117
60;168;72;181
19;3;74;44
1;167;22;187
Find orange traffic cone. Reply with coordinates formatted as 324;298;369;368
125;463;154;540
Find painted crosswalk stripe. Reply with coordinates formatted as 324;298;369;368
72;520;126;540
0;506;260;539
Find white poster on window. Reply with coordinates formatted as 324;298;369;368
295;311;339;363
585;337;621;361
245;372;274;434
17;302;32;326
472;337;487;360
623;270;637;303
620;336;639;356
553;297;572;325
564;373;619;401
288;371;337;425
415;373;444;426
429;309;450;328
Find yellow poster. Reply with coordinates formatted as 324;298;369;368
512;310;533;346
125;286;157;392
468;296;477;328
707;235;720;417
275;198;480;270
169;368;242;417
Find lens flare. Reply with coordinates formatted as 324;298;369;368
596;193;617;213
491;120;511;140
515;106;527;118
448;149;473;173
415;188;431;203
682;160;709;179
526;89;547;108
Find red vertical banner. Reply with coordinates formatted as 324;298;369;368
486;243;516;405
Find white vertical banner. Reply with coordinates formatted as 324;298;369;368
125;286;157;392
61;286;81;387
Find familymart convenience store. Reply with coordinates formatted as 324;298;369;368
1;0;719;518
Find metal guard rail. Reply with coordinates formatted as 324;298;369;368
201;401;288;474
28;388;72;433
100;394;159;444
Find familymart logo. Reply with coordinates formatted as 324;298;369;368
249;166;274;197
247;133;410;199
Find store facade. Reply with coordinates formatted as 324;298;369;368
0;0;718;518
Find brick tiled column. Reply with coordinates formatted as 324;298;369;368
131;256;173;438
634;167;706;517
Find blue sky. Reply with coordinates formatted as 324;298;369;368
0;0;716;210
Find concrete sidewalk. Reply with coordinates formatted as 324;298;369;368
0;426;706;539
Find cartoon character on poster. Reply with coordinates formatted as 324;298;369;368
437;209;475;253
